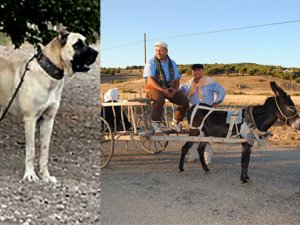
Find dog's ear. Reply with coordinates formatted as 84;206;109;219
57;32;69;47
56;24;69;46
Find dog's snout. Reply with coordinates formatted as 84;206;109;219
87;48;98;63
90;48;98;58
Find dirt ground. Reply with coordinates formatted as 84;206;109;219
101;142;300;225
0;44;100;225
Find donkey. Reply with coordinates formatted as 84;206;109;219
179;81;300;183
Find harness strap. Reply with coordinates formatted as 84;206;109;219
198;110;214;136
189;105;199;129
188;103;273;146
245;106;257;130
243;105;271;145
189;105;215;135
274;95;299;124
226;111;239;139
190;105;245;140
190;105;209;129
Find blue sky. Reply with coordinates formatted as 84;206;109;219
101;0;300;68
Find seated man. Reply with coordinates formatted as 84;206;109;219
143;41;189;133
179;64;226;163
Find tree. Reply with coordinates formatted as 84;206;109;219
0;0;99;48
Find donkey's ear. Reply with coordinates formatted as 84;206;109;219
270;81;286;97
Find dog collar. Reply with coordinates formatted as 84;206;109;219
36;51;64;80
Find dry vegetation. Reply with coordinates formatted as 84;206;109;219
100;69;300;105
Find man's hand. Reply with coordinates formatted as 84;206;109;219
212;103;218;108
169;88;176;98
162;88;175;98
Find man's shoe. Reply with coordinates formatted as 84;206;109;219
153;121;162;133
171;120;182;132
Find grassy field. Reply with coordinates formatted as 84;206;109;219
0;32;10;45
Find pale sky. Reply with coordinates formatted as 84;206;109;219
101;0;300;68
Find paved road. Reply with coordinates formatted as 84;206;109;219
101;142;300;225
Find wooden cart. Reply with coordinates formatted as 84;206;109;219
100;98;247;168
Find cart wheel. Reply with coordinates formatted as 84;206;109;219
137;114;168;154
139;137;168;154
136;114;167;129
100;117;114;168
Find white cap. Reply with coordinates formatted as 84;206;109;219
155;41;168;49
104;88;119;102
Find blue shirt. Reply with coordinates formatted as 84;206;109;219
179;78;226;106
143;57;181;81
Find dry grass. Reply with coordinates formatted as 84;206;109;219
100;70;300;104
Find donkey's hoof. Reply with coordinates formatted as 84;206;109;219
204;170;211;176
179;169;184;173
241;178;249;184
241;175;250;184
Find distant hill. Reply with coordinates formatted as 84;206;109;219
101;63;300;82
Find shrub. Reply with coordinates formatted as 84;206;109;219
294;77;300;83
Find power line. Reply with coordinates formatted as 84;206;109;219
148;19;300;41
101;40;144;51
101;19;300;52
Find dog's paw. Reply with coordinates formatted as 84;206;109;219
42;175;58;184
23;171;40;182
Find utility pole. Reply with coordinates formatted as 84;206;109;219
144;33;147;64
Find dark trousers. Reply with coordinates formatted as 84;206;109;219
147;89;189;122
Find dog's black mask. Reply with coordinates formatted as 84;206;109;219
71;39;98;72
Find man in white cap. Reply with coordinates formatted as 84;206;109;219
143;41;189;133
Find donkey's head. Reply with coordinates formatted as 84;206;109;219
270;81;300;130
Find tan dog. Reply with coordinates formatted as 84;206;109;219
0;32;98;183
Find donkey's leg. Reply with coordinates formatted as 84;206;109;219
39;115;57;183
23;116;39;182
240;142;253;183
197;142;209;172
179;142;194;172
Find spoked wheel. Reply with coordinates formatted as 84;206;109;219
137;114;168;154
100;117;114;168
139;137;168;154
